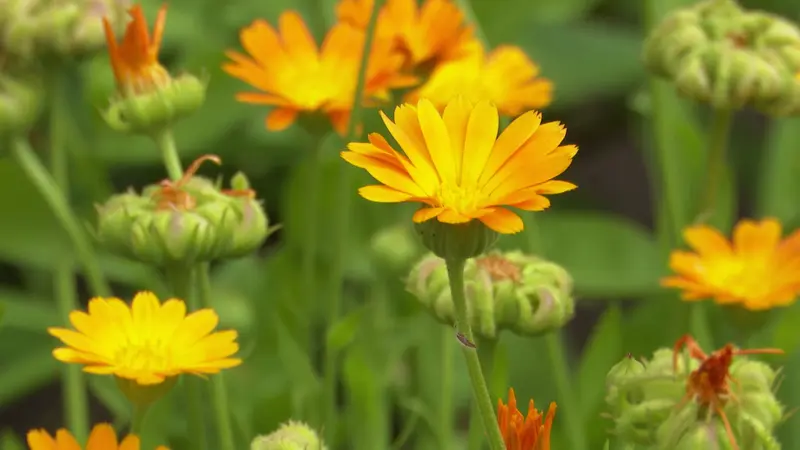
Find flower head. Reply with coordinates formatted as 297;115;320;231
27;423;168;450
406;45;553;116
48;291;242;385
336;0;478;68
103;4;171;94
497;388;556;450
341;97;577;234
661;218;800;310
223;11;417;134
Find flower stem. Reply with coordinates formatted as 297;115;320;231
468;338;499;450
545;331;587;450
439;325;454;450
164;264;207;450
153;129;183;181
700;109;732;223
301;143;320;350
444;259;505;450
323;0;383;444
197;263;236;450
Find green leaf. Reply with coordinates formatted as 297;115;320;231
756;118;800;224
577;304;623;418
0;289;59;332
0;339;59;405
326;306;366;353
0;432;25;450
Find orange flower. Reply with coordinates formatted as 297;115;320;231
336;0;479;68
661;218;800;310
498;388;556;450
103;4;170;93
223;11;417;135
27;423;168;450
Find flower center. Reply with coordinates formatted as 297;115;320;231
704;254;773;299
436;182;482;216
114;341;172;371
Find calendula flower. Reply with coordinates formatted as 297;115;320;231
406;45;553;116
341;97;577;234
48;291;242;385
336;0;478;68
27;423;168;450
223;11;417;135
103;4;170;93
498;388;556;450
661;218;800;310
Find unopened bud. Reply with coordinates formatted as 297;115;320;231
414;216;498;261
370;223;422;271
407;251;574;339
251;421;327;450
0;72;43;139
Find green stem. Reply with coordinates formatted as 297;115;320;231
323;0;383;444
468;339;499;450
153;129;183;181
444;259;505;450
301;143;320;349
439;325;454;450
545;331;587;450
164;265;207;450
699;109;732;223
130;404;151;435
197;263;236;450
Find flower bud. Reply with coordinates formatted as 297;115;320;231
100;74;208;136
250;421;327;450
643;0;800;113
115;375;177;409
95;155;274;266
370;223;422;271
0;72;43;139
407;250;574;339
414;216;498;261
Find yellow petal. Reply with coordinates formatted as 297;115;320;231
341;152;426;196
478;110;540;187
413;207;444;223
418;99;456;184
461;101;498;187
733;218;781;256
442;96;471;183
86;424;118;450
479;207;524;234
55;429;82;450
359;185;415;202
683;225;732;256
381;110;439;193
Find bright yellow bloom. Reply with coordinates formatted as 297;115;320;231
48;291;241;385
341;97;577;234
336;0;479;68
406;45;553;116
498;388;556;450
27;423;168;450
223;11;417;135
103;4;170;93
661;218;800;310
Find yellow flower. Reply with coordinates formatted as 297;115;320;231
661;218;800;310
27;423;168;450
497;388;556;450
223;11;417;135
336;0;479;68
406;45;553;116
341;97;577;234
48;291;241;385
103;4;171;94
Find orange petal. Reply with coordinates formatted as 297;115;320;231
683;225;732;256
413;207;444;223
733;218;781;256
265;108;299;131
86;424;118;450
358;185;414;202
479;207;524;234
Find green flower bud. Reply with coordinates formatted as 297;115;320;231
95;155;274;266
370;223;422;271
643;0;800;113
407;250;574;339
101;74;208;136
115;375;177;409
0;72;43;139
251;421;327;450
414;216;498;261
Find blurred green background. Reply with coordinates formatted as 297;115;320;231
3;0;800;448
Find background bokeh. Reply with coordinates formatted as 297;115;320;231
2;0;800;448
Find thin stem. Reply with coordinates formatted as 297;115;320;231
323;0;384;444
197;263;236;450
444;259;505;450
153;129;183;181
545;332;587;450
130;404;151;435
164;265;206;450
11;138;112;298
699;109;732;222
468;339;499;450
301;143;320;349
439;325;454;450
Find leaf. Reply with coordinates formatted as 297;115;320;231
326;306;366;352
756;118;800;223
0;340;59;406
502;212;664;298
577;304;623;418
0;289;59;332
0;432;25;450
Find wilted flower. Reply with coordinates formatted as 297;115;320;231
251;421;327;450
223;11;417;135
661;218;800;311
27;423;168;450
497;388;556;450
406;45;553;115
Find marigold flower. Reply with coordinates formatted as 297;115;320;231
103;4;171;94
27;423;168;450
336;0;478;68
223;11;418;135
497;388;556;450
48;291;242;385
661;218;800;310
406;45;553;116
341;97;577;234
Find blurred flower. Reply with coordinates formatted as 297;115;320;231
27;423;168;450
223;11;417;135
251;421;327;450
497;388;555;450
661;218;800;310
406;45;553;115
341;97;577;234
48;291;241;386
336;0;479;69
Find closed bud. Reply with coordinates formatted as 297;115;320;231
370;223;422;271
406;250;574;339
115;376;177;409
250;421;327;450
414;216;498;261
0;72;43;139
101;74;207;136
